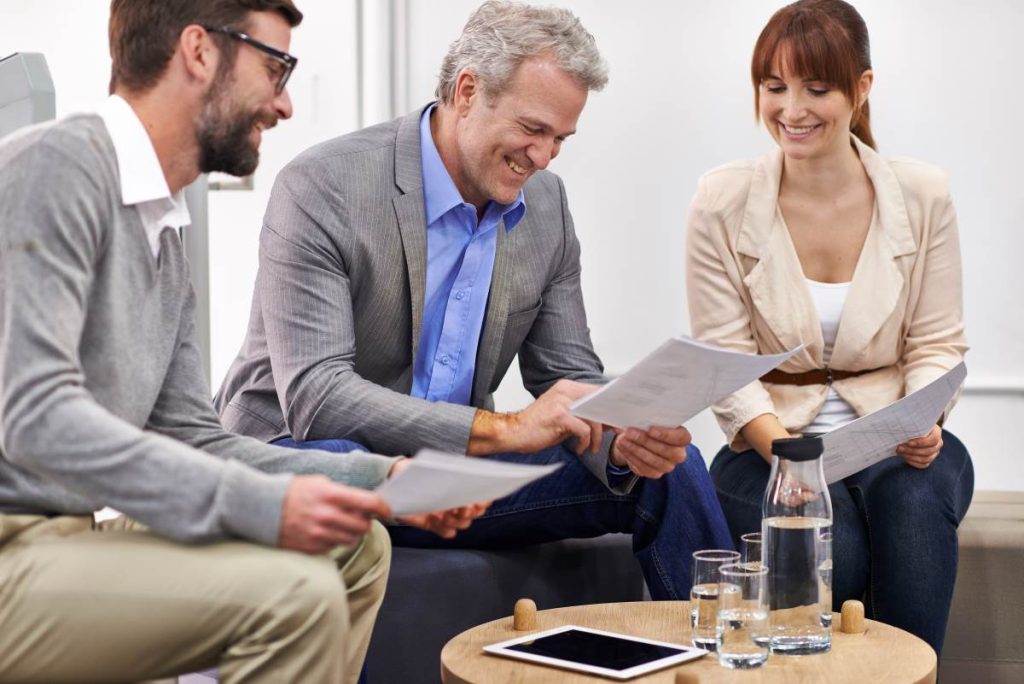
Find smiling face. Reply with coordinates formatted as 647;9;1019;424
446;55;588;208
758;49;872;163
197;10;294;176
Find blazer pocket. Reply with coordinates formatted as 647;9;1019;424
496;299;543;360
505;299;543;339
489;299;544;392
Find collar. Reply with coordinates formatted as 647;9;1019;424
97;95;191;256
418;103;525;231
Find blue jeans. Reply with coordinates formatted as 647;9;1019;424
709;429;973;655
277;438;733;600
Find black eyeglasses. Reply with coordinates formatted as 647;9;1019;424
203;26;297;94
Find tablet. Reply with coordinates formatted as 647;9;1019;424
482;625;707;679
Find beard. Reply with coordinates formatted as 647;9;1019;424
196;69;270;177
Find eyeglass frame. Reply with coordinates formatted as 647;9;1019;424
202;25;298;94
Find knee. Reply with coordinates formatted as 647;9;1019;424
336;520;392;593
360;521;392;579
939;430;974;488
708;447;769;507
287;555;351;628
865;466;958;527
679;445;711;478
238;551;351;645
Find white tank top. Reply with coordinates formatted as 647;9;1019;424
803;279;859;434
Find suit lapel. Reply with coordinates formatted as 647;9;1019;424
393;108;430;363
472;217;515;404
830;137;917;367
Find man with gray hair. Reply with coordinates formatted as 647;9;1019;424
217;0;732;598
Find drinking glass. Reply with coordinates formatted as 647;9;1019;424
690;549;740;650
716;562;770;669
740;532;762;569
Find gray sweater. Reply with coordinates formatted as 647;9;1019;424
0;115;396;546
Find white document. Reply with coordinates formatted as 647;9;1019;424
569;336;802;430
374;449;562;516
821;362;967;483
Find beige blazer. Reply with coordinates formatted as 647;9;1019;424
686;136;967;451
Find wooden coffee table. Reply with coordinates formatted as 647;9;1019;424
440;601;936;683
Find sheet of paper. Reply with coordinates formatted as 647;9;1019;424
374;449;562;516
822;362;967;483
569;336;802;430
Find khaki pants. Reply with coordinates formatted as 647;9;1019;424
0;514;391;683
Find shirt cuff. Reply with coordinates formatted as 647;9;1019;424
605;461;634;488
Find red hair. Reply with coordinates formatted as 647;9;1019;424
751;0;875;149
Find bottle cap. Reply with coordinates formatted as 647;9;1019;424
771;436;823;462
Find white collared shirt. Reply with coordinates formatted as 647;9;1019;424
97;95;191;258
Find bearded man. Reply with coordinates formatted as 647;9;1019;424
0;2;482;682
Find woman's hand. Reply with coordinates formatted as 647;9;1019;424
896;424;943;469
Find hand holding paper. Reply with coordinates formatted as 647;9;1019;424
570;336;802;430
821;362;967;483
375;449;562;517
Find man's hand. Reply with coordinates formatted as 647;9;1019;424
398;503;490;539
897;424;943;469
468;379;603;456
386;457;490;538
277;475;392;554
610;425;691;478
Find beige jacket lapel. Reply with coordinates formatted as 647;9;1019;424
737;148;823;368
830;137;917;368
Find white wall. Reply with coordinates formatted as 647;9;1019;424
3;0;1022;490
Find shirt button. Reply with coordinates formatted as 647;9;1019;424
440;354;451;366
455;290;465;300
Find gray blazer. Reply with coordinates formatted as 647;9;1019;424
216;105;616;481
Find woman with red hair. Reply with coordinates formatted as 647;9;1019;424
686;0;972;654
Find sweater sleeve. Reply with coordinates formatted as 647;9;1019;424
0;132;283;545
145;281;400;493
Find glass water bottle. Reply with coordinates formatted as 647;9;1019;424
761;436;833;655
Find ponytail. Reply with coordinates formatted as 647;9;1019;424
851;98;876;150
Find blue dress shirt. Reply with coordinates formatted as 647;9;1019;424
411;105;526;405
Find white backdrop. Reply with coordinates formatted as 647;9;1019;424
2;0;1022;490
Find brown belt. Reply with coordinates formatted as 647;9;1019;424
760;366;884;386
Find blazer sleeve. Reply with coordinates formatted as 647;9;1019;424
899;175;969;417
255;162;478;456
685;172;778;447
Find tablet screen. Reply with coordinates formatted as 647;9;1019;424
485;625;707;679
505;628;688;671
